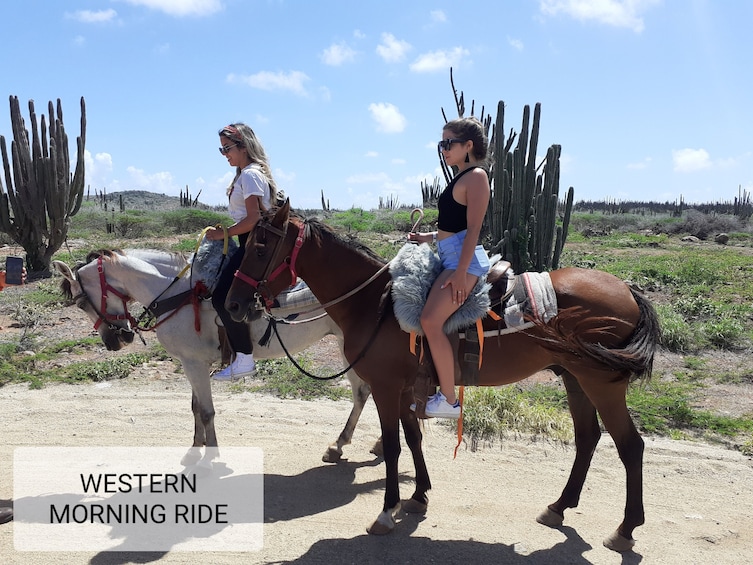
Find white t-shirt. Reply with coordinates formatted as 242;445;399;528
228;164;271;223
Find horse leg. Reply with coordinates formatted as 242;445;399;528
537;371;601;528
322;373;372;463
180;364;219;472
181;390;206;467
580;375;645;552
366;388;402;535
399;387;431;514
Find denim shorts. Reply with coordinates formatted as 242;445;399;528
437;230;490;277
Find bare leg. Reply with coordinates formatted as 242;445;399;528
420;269;478;403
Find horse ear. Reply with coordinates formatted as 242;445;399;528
52;260;75;282
273;198;291;228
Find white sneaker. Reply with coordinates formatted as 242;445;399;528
424;391;461;419
214;353;256;381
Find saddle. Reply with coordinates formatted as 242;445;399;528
408;259;514;418
389;243;557;419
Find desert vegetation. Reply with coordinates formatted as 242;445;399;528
1;193;752;457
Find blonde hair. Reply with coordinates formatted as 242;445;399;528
219;123;278;204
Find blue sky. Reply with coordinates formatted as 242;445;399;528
1;0;751;209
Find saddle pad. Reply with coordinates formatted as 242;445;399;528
504;272;557;327
190;238;239;292
390;243;490;335
271;280;320;313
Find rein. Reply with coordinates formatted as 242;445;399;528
265;295;389;381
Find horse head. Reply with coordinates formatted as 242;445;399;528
226;199;299;322
53;251;136;351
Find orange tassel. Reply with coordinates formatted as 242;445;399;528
453;386;464;459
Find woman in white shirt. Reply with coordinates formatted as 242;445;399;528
206;123;278;379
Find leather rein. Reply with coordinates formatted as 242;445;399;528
232;217;392;380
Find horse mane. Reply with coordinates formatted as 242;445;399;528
124;248;189;267
283;211;386;265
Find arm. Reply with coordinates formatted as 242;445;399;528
407;231;437;244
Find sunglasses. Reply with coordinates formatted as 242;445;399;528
437;138;466;151
219;143;239;155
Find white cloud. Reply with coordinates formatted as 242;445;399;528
122;0;223;17
126;166;178;193
627;156;652;170
365;151;379;158
539;0;659;33
430;10;447;24
321;42;357;66
346;172;391;184
410;47;470;73
73;35;86;47
66;9;118;23
672;148;712;172
376;33;412;63
227;71;310;96
368;103;406;134
508;37;524;51
84;150;113;189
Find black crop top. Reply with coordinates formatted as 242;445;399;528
437;167;479;233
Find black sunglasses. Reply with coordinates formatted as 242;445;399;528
437;138;465;151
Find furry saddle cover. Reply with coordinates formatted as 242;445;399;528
390;243;491;335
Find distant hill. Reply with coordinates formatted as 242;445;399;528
87;190;224;211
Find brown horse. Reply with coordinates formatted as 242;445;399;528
225;200;660;552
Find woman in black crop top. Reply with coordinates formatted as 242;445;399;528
408;117;491;419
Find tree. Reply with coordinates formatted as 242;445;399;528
0;96;86;274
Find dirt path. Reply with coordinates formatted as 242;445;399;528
1;374;752;565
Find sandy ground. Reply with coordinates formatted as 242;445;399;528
1;374;752;565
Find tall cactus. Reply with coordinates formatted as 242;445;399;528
443;72;573;273
0;96;86;274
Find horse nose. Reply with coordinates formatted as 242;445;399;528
226;299;245;322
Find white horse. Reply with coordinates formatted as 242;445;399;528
53;248;377;469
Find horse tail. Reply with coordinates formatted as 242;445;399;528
534;289;661;383
622;289;661;383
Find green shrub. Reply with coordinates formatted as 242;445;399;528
655;305;696;352
162;209;231;234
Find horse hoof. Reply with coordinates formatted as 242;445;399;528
322;446;343;463
367;519;393;535
536;507;564;527
370;439;384;458
603;530;636;552
366;504;400;535
401;497;428;514
181;448;202;467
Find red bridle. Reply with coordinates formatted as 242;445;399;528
233;220;305;309
72;255;139;333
